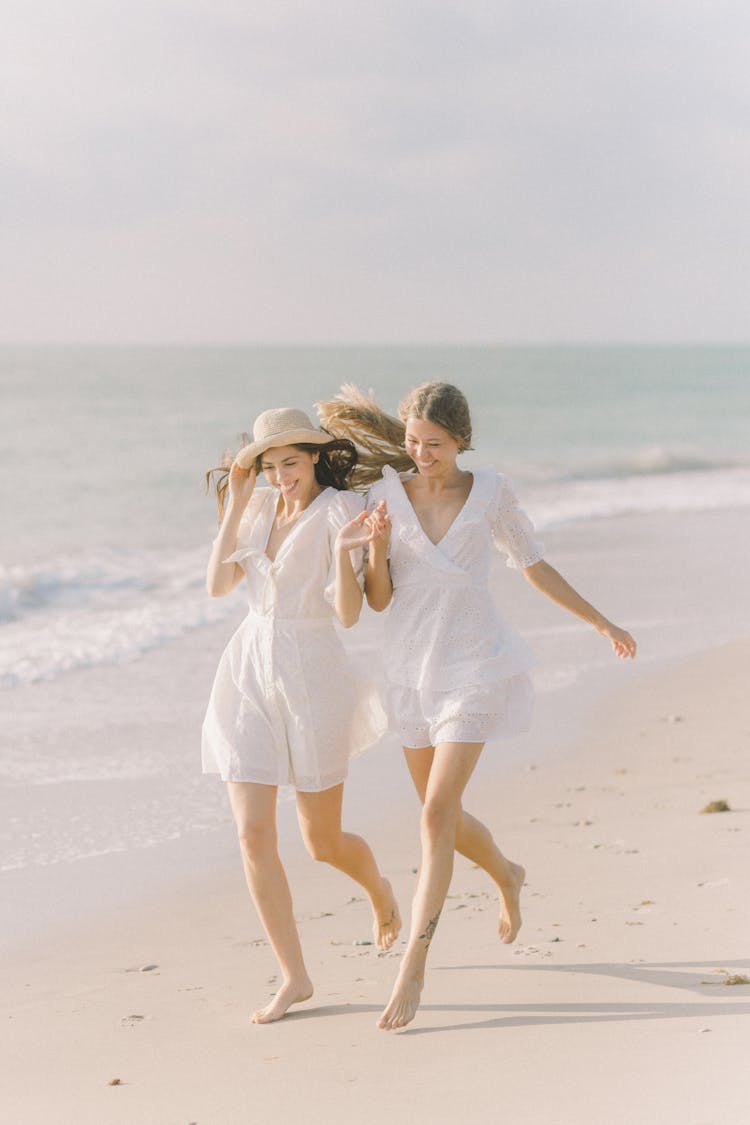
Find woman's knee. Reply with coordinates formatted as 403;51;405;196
421;796;461;843
302;828;341;864
236;818;276;863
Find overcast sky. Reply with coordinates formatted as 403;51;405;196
3;1;749;343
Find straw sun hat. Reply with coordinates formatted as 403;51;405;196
235;407;331;469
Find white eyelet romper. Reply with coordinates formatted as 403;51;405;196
366;466;544;748
202;487;386;791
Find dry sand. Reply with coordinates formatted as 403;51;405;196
3;641;749;1125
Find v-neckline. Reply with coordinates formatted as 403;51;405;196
262;487;331;563
399;471;476;548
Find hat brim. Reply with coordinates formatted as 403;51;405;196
235;428;331;469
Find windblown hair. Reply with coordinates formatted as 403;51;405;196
205;436;358;522
316;384;413;490
316;381;473;490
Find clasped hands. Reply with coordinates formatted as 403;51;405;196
335;500;391;553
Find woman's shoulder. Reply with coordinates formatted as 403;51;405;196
493;471;525;508
459;466;509;510
325;487;364;524
367;466;414;503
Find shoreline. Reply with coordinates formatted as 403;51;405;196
3;639;749;1124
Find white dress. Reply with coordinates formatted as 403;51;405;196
202;487;386;791
366;465;544;748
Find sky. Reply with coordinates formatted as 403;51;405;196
2;1;749;344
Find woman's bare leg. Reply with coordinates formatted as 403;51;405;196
227;782;313;1024
378;741;484;1031
404;746;525;943
296;783;401;950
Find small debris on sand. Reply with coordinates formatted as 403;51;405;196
107;1078;121;1086
713;968;750;986
701;969;750;986
701;800;731;814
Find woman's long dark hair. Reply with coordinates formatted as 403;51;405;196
294;439;358;490
205;435;358;522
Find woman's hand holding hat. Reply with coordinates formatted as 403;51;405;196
227;462;257;509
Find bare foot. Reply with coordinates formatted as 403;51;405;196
372;878;402;951
498;862;525;944
377;973;423;1030
251;976;313;1024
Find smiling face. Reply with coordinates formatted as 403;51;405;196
258;445;319;500
404;417;461;477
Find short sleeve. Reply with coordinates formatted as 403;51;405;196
220;488;271;567
324;490;366;604
490;476;544;569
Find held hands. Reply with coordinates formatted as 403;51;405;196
335;510;380;553
366;499;391;547
335;500;392;554
228;462;257;508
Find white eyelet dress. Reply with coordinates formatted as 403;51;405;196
202;487;387;791
366;466;544;748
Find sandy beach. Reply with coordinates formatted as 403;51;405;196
3;635;749;1125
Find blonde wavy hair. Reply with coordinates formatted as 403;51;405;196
316;381;473;491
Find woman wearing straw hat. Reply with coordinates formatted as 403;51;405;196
203;407;400;1024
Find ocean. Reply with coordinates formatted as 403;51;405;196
2;344;749;689
2;345;750;888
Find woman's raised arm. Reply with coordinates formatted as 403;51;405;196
206;464;257;597
364;500;393;612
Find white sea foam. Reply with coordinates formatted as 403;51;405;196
558;446;738;482
0;547;235;687
527;465;750;529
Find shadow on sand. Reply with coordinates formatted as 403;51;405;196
282;958;750;1034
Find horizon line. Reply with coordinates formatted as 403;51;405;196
1;339;749;349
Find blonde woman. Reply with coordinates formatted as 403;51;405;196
319;383;636;1030
203;407;400;1024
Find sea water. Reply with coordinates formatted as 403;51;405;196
2;345;749;879
3;344;749;687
